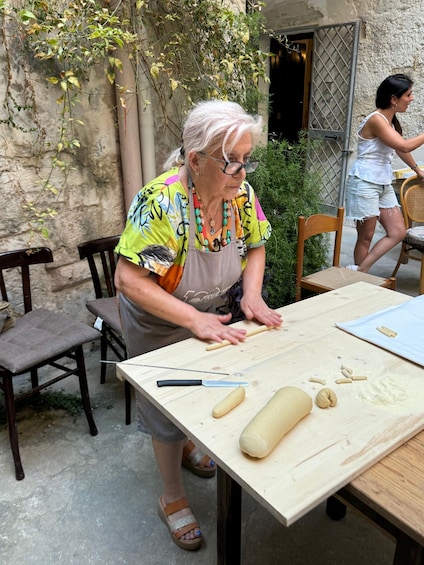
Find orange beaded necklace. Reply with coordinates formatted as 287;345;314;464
192;187;231;252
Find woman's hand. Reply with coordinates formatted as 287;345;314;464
238;246;283;328
415;168;424;182
189;311;247;345
240;293;283;328
190;295;282;347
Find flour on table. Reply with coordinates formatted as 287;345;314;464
358;377;407;406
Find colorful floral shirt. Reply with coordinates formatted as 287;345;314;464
116;168;271;294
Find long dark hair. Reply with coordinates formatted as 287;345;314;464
375;74;413;134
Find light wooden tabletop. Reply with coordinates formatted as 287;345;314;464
346;429;424;546
117;282;424;528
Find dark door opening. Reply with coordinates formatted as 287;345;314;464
268;34;313;142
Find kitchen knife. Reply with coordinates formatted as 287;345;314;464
157;379;248;387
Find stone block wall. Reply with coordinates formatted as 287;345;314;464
2;0;424;324
0;25;126;323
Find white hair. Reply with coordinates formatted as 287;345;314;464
163;100;263;170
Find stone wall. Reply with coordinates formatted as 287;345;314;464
0;22;126;323
2;1;424;323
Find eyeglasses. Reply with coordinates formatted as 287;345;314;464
199;152;259;175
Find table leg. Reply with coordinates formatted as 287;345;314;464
325;495;347;520
217;466;242;565
394;532;424;565
333;488;424;565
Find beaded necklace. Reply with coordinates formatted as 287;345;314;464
192;187;231;252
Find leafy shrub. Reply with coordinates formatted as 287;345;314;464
249;138;329;308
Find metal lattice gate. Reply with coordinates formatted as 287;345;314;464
308;21;361;211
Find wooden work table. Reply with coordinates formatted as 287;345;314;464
337;430;424;564
117;282;424;564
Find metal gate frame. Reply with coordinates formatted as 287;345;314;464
307;21;361;211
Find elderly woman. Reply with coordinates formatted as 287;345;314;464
114;100;282;551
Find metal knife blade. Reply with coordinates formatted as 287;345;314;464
156;379;248;387
101;360;230;376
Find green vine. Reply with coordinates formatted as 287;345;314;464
1;0;282;239
138;1;269;112
134;0;292;141
1;0;137;239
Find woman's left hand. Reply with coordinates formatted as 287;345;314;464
416;168;424;182
240;294;283;328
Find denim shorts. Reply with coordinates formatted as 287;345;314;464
345;176;400;221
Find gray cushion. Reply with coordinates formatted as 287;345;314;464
406;226;424;248
86;297;123;334
0;308;100;373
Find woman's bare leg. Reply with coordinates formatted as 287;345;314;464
354;216;377;267
356;207;406;272
152;437;201;542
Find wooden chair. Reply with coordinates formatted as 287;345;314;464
0;247;99;480
77;235;131;424
391;175;424;294
295;207;396;301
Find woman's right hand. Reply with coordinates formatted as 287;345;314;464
116;258;247;344
189;311;247;345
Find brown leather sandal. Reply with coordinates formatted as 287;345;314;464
182;440;216;478
157;496;203;551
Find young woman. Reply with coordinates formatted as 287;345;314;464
345;73;424;272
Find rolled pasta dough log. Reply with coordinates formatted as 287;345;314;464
212;386;246;418
239;386;312;458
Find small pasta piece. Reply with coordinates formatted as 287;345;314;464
315;388;337;409
340;364;353;375
341;368;354;379
351;375;368;381
309;377;326;385
335;377;352;384
376;326;397;338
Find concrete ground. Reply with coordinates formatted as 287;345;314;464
0;224;421;565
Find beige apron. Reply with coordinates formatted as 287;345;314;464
119;187;242;440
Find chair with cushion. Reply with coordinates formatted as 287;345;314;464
391;175;424;294
0;247;99;480
295;207;396;301
77;235;131;424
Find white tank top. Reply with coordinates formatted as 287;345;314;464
348;111;394;184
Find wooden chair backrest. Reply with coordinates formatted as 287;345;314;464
78;235;120;299
0;247;53;313
296;207;344;284
399;176;424;225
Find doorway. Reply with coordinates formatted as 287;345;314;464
267;22;360;209
268;34;313;142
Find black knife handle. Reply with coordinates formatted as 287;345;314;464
157;379;202;387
